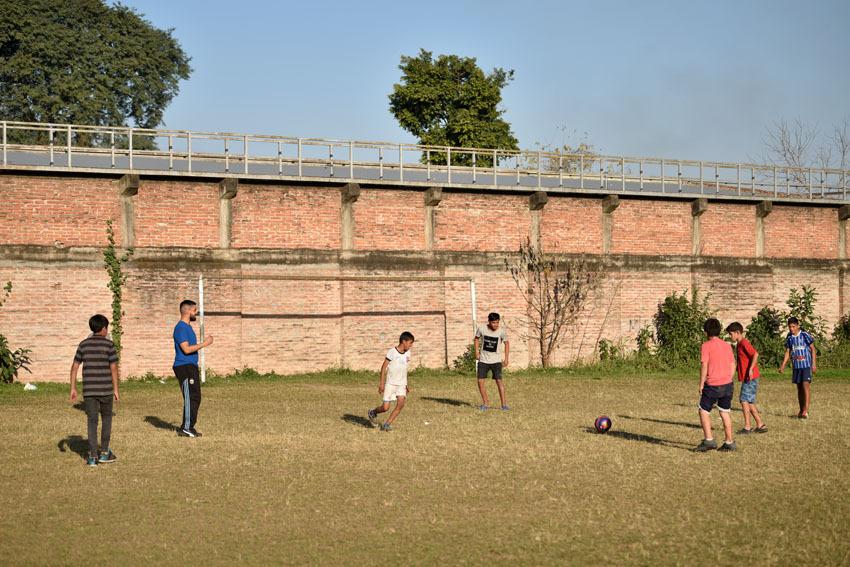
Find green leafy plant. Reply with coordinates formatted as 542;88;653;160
745;307;785;368
452;344;478;373
636;325;655;358
786;285;826;341
597;339;623;362
0;282;33;383
653;288;714;367
103;220;133;358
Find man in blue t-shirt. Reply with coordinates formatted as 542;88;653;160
779;316;816;419
173;300;213;437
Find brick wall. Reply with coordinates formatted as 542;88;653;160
1;172;848;382
231;184;340;249
764;205;839;259
611;200;692;256
0;175;121;247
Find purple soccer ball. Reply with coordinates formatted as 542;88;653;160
594;416;612;433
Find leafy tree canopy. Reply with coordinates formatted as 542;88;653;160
389;49;518;165
0;0;191;142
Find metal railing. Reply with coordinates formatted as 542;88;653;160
1;120;848;202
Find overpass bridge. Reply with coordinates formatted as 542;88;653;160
1;120;848;205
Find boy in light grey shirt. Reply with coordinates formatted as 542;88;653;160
474;312;510;411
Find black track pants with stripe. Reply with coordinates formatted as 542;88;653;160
174;364;202;430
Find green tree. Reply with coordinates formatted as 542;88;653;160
0;0;191;148
388;49;518;166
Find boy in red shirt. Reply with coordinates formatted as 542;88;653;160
696;318;737;452
726;322;767;434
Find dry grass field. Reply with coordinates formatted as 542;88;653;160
1;369;849;565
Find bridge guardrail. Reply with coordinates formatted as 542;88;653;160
1;120;847;201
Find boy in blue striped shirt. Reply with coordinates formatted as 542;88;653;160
778;317;816;419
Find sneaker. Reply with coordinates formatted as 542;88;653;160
755;425;768;433
86;456;98;467
380;423;393;432
739;428;752;435
367;409;378;426
177;428;196;438
694;439;718;452
478;405;489;411
189;428;203;437
717;441;737;452
501;405;510;411
98;450;117;463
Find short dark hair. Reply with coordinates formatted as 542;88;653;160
89;314;109;333
788;316;799;325
487;312;500;322
180;299;197;313
725;322;744;334
703;317;722;337
399;331;415;343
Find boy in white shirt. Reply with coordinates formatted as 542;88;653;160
367;331;415;431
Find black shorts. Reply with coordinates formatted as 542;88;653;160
699;383;733;413
477;362;503;380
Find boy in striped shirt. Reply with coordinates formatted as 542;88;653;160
69;314;120;466
779;316;816;419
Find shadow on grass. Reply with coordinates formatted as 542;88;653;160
580;427;693;451
144;415;177;432
57;435;88;459
72;401;86;413
420;396;474;407
342;414;375;429
621;414;702;430
672;402;791;419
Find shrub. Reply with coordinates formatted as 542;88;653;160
746;306;786;368
786;285;826;341
653;288;713;367
452;344;477;373
0;282;32;384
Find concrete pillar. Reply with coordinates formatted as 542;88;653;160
691;198;708;256
529;191;548;250
839;205;850;260
218;178;238;249
601;195;619;254
340;182;360;251
117;174;139;248
423;186;442;250
755;200;773;257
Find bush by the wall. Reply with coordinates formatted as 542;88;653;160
745;306;786;368
452;344;477;373
653;289;713;367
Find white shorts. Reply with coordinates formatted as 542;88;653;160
383;383;407;402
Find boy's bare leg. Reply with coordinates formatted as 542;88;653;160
495;379;507;407
741;402;752;430
477;379;490;406
720;410;734;443
373;402;391;415
384;396;406;425
801;382;810;416
750;404;765;428
699;409;714;440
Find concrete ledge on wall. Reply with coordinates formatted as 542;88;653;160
118;174;139;197
756;200;773;218
219;178;238;200
529;191;548;211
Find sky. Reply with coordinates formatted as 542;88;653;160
123;0;850;164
